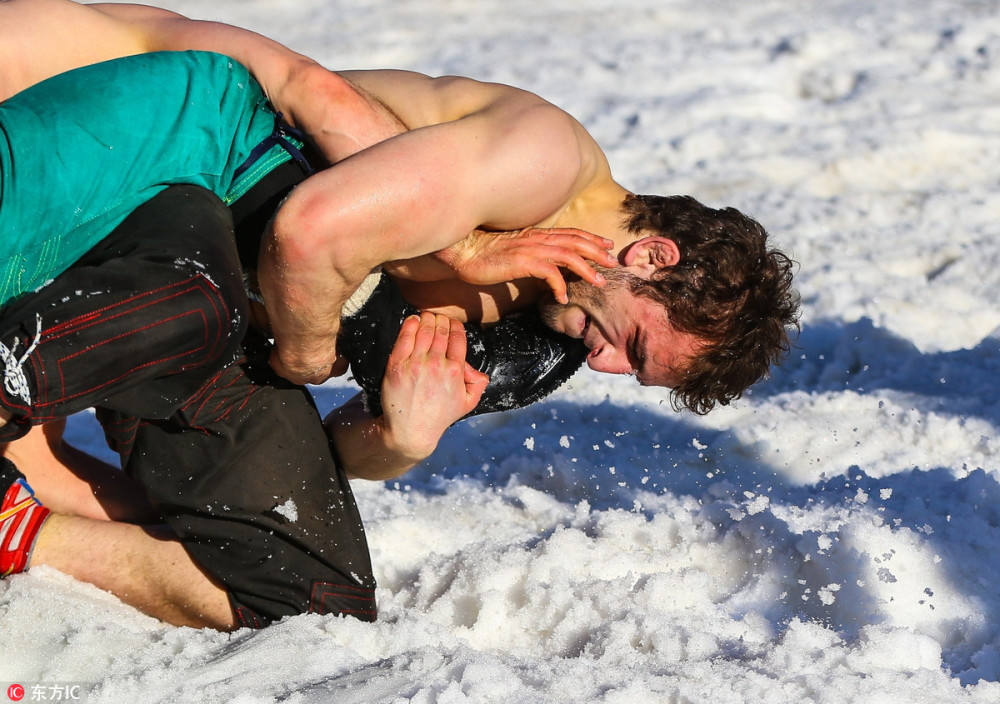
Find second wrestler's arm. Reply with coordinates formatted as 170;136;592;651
327;313;488;481
259;89;586;383
96;2;406;162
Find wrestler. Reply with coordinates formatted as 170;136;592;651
0;46;609;628
0;0;798;630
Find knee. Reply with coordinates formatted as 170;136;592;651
178;281;248;373
148;186;250;348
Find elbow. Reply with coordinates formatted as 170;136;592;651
268;198;322;270
266;187;369;283
286;64;368;124
295;69;403;161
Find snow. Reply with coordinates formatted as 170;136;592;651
4;0;1000;701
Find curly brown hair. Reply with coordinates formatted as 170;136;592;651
621;194;799;414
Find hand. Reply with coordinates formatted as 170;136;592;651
434;227;619;304
379;313;489;460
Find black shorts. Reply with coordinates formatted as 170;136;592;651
0;182;375;626
101;333;375;628
0;185;249;436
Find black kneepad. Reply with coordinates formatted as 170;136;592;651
338;274;588;419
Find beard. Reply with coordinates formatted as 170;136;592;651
536;266;637;334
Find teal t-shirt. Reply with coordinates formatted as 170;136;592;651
0;50;290;306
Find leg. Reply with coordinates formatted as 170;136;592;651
2;421;155;522
0;438;230;628
0;185;249;439
0;185;252;625
119;334;376;628
31;515;234;629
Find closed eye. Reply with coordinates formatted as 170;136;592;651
630;332;646;373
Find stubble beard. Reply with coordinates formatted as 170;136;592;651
536;266;633;335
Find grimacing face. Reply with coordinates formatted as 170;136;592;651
536;267;702;388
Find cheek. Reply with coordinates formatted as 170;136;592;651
566;276;612;310
537;301;570;334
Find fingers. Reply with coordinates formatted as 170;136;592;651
463;362;490;390
392;312;466;361
519;256;593;303
534;228;619;268
463;362;490;408
539;265;570;304
545;249;609;286
446;317;468;362
385;313;486;418
509;228;619;300
426;313;453;358
389;313;421;362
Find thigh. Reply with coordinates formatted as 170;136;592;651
120;334;376;628
0;185;248;439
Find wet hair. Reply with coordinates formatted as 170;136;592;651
621;194;800;414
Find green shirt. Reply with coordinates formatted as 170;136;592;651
0;51;292;306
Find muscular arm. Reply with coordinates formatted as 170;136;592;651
0;0;404;162
259;78;593;383
96;4;406;162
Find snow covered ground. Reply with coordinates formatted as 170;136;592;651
4;0;1000;701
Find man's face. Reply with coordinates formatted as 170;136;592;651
537;268;703;388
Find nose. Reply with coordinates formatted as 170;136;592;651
585;345;634;376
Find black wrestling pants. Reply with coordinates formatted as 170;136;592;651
0;185;248;439
104;332;376;628
0;184;375;626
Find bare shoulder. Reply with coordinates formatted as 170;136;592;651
338;69;550;128
88;1;183;21
0;0;148;101
329;67;611;230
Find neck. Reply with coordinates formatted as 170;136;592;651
397;183;637;323
556;182;634;260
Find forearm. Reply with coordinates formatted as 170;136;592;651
381;254;457;283
282;67;406;163
256;198;375;381
326;395;432;481
256;243;348;382
258;99;582;379
255;136;464;381
380;229;517;282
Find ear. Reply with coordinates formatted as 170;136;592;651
621;236;680;279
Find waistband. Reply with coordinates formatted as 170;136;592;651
225;111;314;205
229;155;312;272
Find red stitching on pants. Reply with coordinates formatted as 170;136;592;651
177;362;260;428
28;276;230;412
233;605;263;629
53;311;210;398
43;276;219;337
309;581;377;618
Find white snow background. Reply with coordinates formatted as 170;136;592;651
3;0;1000;701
